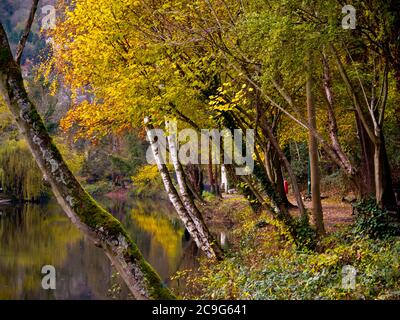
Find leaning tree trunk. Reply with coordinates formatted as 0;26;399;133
0;24;174;300
271;147;295;208
145;121;219;259
166;133;223;259
259;115;307;219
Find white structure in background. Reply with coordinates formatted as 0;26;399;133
221;165;229;193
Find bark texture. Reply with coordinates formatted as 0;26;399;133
167;133;223;259
145;121;220;259
0;24;174;300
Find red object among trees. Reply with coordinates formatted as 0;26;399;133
284;180;289;194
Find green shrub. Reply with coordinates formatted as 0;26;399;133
352;198;399;239
180;232;400;300
177;204;400;300
202;191;216;201
84;180;114;195
0;140;48;201
131;165;166;198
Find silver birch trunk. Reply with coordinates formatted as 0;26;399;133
166;134;222;259
145;122;218;259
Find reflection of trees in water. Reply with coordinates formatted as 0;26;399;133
128;203;185;281
0;201;131;299
55;237;130;300
0;202;81;299
99;198;200;291
102;197;198;283
168;240;200;292
0;197;198;299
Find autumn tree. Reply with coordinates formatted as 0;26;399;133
0;1;174;300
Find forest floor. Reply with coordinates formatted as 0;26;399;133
177;193;400;299
203;192;354;237
289;195;354;233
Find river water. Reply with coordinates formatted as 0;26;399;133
0;196;198;299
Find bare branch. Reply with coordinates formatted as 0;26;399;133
15;0;39;65
378;63;389;127
330;44;378;145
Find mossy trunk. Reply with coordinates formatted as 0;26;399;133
0;24;174;300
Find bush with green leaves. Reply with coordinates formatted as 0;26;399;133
352;198;400;239
180;231;400;300
177;204;400;300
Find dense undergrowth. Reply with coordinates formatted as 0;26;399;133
176;198;400;300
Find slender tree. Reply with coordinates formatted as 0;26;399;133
145;119;222;260
307;60;325;236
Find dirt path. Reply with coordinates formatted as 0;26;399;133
288;195;354;233
220;193;354;233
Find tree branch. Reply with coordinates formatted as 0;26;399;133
15;0;40;65
330;44;378;145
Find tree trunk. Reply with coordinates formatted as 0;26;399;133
306;69;325;236
185;172;206;204
0;24;174;300
166;133;222;259
271;148;295;208
214;165;222;198
207;153;215;194
259;115;307;219
375;131;397;210
186;163;204;198
355;113;375;197
322;52;357;176
145;122;219;259
263;148;276;184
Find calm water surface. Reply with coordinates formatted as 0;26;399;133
0;196;198;299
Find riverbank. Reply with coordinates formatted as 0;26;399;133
173;195;400;300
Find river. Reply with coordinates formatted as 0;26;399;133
0;195;198;299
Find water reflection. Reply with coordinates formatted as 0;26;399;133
0;196;197;299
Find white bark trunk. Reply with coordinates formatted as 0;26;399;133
145;122;219;259
167;134;222;259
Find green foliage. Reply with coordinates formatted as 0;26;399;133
0;140;48;201
84;180;114;195
290;216;317;250
53;137;85;176
181;230;400;299
79;133;147;186
131;165;165;198
288;142;309;183
352;198;400;240
202;191;217;202
320;171;349;195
